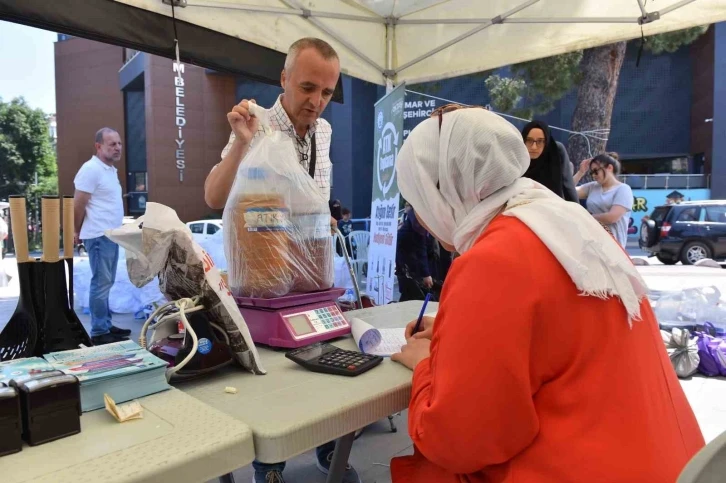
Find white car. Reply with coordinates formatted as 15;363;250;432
186;219;223;244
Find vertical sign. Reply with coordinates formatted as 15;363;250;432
173;61;186;182
366;83;405;305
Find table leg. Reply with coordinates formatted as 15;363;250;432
326;431;356;483
219;473;236;483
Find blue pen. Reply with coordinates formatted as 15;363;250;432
411;293;432;336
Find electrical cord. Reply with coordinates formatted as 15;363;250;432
139;297;205;381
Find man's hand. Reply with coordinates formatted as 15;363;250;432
227;99;260;146
421;276;433;289
74;233;80;245
404;315;435;340
391;338;431;371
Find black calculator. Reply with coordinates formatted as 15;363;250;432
285;342;383;377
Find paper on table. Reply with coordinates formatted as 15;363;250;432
349;318;407;357
104;393;143;422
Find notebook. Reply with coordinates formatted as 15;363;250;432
44;341;170;412
350;318;407;357
0;357;56;386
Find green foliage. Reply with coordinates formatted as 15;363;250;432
644;25;709;54
0;97;57;202
484;75;526;115
486;51;582;118
485;24;708;118
0;97;57;250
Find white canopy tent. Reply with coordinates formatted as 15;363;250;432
119;0;725;87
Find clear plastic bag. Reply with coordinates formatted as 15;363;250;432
653;286;726;332
661;328;700;378
223;127;333;299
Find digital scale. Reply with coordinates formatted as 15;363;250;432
235;288;350;348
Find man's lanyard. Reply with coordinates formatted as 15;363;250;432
308;133;317;179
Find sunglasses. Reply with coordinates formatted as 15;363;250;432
590;167;603;177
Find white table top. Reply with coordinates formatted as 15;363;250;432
2;388;255;483
180;301;437;463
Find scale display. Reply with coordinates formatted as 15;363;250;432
284;305;349;340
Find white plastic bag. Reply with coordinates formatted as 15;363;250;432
661;327;700;378
223;112;333;299
105;202;265;374
199;229;227;271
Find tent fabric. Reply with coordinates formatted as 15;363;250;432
110;0;725;86
0;0;344;102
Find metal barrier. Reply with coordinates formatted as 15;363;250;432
621;174;709;190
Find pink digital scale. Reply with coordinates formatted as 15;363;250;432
235;288;350;348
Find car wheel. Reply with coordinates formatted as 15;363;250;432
656;254;678;265
681;241;712;266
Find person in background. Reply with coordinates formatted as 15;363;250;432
0;214;7;287
0;214;6;259
73;128;131;345
399;201;413;229
521;120;578;202
329;199;343;221
338;207;354;257
396;208;433;301
203;37;361;483
574;153;634;248
390;107;703;483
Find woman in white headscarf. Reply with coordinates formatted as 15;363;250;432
389;107;703;483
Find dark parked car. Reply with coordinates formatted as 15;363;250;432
639;201;726;265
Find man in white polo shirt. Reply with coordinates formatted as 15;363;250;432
73;128;131;345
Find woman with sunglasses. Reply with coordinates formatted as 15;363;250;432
521;120;578;202
574;153;633;248
390;108;703;483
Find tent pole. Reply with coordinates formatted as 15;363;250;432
658;0;698;17
636;0;649;19
393;0;539;76
185;1;383;23
400;16;632;25
279;0;386;74
385;20;394;93
504;17;640;24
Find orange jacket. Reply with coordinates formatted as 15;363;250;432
392;215;704;483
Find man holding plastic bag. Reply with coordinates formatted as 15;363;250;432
204;37;361;483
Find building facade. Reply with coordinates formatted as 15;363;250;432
54;24;725;223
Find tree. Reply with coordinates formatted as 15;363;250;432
486;26;709;168
567;42;627;165
0;98;58;249
0;97;57;201
645;25;709;54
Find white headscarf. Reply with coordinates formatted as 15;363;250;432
396;109;647;323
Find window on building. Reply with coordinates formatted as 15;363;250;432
130;172;147;192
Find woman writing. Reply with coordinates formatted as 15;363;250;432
390;108;703;483
521;120;578;202
574;153;633;248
